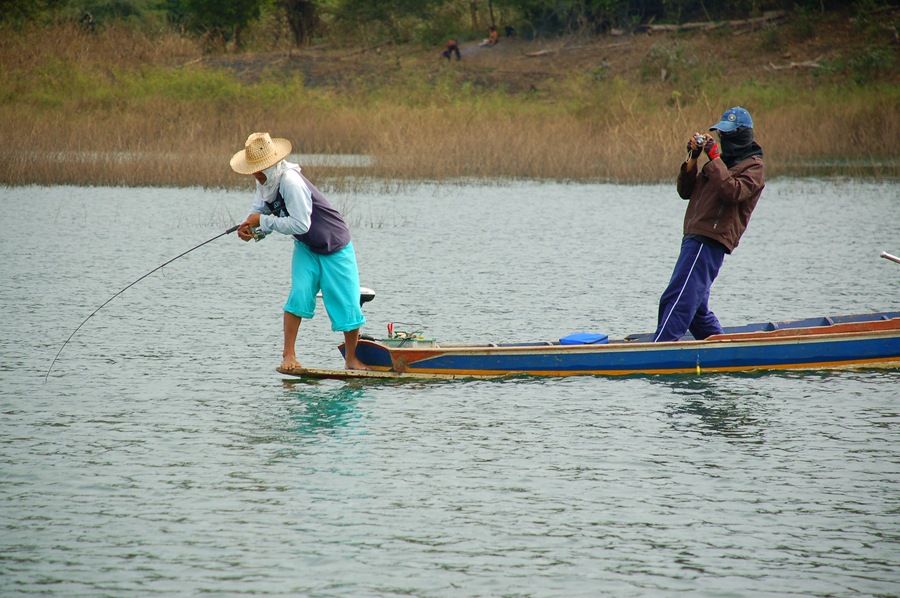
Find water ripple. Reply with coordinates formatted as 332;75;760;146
2;182;899;596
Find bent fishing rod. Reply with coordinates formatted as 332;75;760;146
45;224;240;382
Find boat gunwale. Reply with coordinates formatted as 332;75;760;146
376;317;900;356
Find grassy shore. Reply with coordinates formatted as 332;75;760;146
1;17;897;190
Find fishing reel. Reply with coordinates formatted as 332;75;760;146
250;227;268;242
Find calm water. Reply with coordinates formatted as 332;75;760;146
2;180;899;596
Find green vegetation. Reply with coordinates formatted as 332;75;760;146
2;0;892;55
0;1;897;189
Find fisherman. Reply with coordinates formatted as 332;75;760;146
653;106;765;342
230;132;369;370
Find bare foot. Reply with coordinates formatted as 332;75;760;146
345;358;371;371
281;357;302;371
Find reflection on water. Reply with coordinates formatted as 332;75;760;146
35;151;374;168
284;384;367;436
654;374;772;439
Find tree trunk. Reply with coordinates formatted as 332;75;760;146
639;11;785;33
283;0;318;47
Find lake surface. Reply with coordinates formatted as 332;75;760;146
2;180;899;596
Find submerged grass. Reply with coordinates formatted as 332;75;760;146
1;23;897;190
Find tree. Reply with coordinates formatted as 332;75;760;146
500;0;631;36
331;0;444;44
0;0;70;24
180;0;267;50
281;0;318;46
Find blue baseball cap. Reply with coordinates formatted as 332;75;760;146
709;106;753;132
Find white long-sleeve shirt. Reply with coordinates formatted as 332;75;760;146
247;167;313;236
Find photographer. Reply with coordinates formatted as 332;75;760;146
653;106;765;343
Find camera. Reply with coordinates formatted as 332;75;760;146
693;134;709;147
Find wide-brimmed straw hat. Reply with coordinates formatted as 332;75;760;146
230;132;292;174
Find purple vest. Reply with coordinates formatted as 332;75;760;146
274;174;351;255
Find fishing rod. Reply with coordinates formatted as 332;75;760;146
45;224;240;382
882;251;900;265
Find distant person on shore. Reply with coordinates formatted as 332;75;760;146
442;38;461;60
480;26;499;47
79;12;95;32
653;106;765;342
230;132;369;371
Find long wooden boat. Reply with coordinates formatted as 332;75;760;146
278;312;900;380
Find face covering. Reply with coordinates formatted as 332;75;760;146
718;128;763;168
255;160;302;203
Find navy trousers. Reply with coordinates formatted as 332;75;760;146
654;237;725;342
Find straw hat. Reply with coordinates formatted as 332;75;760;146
230;132;292;174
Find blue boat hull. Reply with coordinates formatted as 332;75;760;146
344;313;900;377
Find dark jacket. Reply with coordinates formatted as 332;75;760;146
676;155;765;253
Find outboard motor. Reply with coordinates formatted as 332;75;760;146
317;287;376;307
359;287;376;307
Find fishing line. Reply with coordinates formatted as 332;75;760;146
45;224;240;382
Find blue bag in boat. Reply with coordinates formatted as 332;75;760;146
560;332;609;345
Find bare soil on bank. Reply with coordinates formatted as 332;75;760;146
203;9;897;94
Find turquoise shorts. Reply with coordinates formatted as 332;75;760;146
284;241;366;332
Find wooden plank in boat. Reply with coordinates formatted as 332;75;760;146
277;366;494;381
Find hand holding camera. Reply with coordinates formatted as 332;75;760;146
702;136;721;160
685;133;707;161
685;132;721;162
687;134;706;159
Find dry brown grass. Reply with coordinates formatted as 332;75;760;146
0;21;197;68
1;23;897;189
